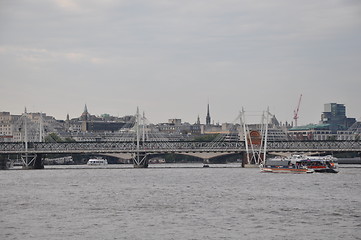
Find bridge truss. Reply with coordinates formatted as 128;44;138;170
0;140;360;154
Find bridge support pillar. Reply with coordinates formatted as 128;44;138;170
34;154;44;169
133;152;148;168
240;152;245;168
22;153;44;169
0;157;9;170
241;152;260;168
241;152;248;168
202;158;210;167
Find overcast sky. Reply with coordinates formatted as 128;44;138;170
1;0;360;125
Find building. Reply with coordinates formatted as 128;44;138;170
1;109;65;142
288;103;357;139
288;124;333;140
321;103;356;132
66;105;134;133
0;112;13;142
288;123;360;141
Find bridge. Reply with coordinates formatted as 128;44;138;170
1;140;360;169
1;140;361;154
1;108;360;169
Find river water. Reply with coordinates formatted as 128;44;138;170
1;164;360;240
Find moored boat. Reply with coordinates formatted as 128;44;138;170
87;158;108;165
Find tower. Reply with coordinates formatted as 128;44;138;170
81;104;89;121
81;104;89;132
65;113;70;131
206;103;211;125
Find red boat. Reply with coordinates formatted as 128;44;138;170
261;159;314;174
295;155;339;173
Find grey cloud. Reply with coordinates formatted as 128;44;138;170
0;0;360;123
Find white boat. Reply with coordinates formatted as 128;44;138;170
261;158;314;174
261;156;315;174
261;154;339;173
291;155;339;173
87;158;108;165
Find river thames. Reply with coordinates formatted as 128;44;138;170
1;164;360;240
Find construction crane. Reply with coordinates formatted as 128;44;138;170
293;94;302;127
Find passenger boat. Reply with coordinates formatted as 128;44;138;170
293;155;339;173
261;158;314;173
87;158;108;165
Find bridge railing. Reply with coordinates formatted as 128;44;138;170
0;141;245;154
267;140;361;152
0;140;360;154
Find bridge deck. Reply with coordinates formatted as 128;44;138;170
0;140;360;154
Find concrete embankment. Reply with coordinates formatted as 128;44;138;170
338;158;361;164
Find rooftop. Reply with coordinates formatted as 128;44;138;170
289;124;331;131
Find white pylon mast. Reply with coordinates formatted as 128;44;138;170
24;108;28;153
39;112;43;142
240;108;250;164
142;111;145;143
257;111;265;164
240;107;269;165
136;107;140;163
263;107;269;164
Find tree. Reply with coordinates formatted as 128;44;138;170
193;134;219;141
44;133;63;142
64;137;76;142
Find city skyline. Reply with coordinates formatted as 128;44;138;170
0;101;358;127
1;1;361;124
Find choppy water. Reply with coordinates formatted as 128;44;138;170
1;164;361;240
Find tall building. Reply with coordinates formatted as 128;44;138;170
322;103;345;121
321;103;356;132
206;103;211;125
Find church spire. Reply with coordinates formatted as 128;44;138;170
206;103;211;125
83;104;88;114
81;104;89;121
